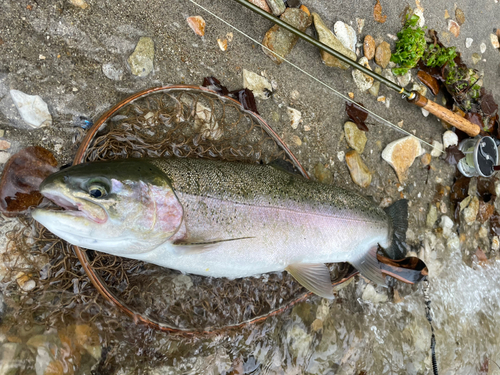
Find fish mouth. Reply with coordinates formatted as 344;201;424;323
40;189;108;224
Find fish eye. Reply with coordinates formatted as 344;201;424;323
88;184;107;199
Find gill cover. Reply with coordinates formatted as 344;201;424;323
32;159;183;256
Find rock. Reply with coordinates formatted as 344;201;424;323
217;39;228;51
463;196;479;225
70;0;89;9
243;70;272;100
492;236;500;251
287;323;312;359
356;18;365;34
480;42;486;54
455;8;465;25
313;163;333;184
16;272;36;291
363;35;375;60
430;140;443;157
345;150;372;188
262;8;312;64
352;57;374;92
73;324;102;361
375;41;391;68
312;13;356;69
334;21;356;52
426;205;438;228
248;0;271;13
440;215;454;238
491;34;500;49
127;37;154;77
0;343;23;375
287;107;302;129
421;153;431;166
397;70;412;87
265;0;286;16
292;135;302;146
362;284;388;303
373;0;387;23
448;20;460;38
102;62;124;81
443;130;458;149
382;136;422;183
187;16;206;36
0;140;10;150
0;152;10;164
413;8;425;27
421;108;430;117
411;83;427;98
478;201;495;223
471;53;481;65
368;81;380;97
344;121;367;153
172;274;194;292
444;9;450;19
337;151;345;162
9;90;52;128
465;38;473;48
382;68;397;84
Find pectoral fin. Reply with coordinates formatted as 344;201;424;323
285;263;335;299
173;237;254;254
350;246;386;285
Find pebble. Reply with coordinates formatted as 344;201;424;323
430;140;443;157
491;34;500;49
352;57;374;92
413;8;425;27
0;152;10;164
465;38;473;48
344;121;367;153
421;108;430;117
382;68;397;84
127;37;154;77
397;70;412;87
187;16;206;36
440;215;454;238
313;163;334;184
243;69;272;100
217;39;228;51
337;150;345;162
16;272;36;291
70;0;89;9
426;205;438;228
492;236;500;251
463;196;479;225
287;107;302;129
356;18;365;34
382;136;422;183
102;62;124;81
263;8;312;64
480;42;486;54
471;53;481;65
345;150;372;188
248;0;271;13
362;284;388;303
9;90;52;128
363;35;375;60
443;130;458;149
265;0;286;16
368;67;381;97
455;8;465;25
375;41;391;68
334;21;357;53
448;20;460;38
292;135;302;146
312;13;356;69
444;9;450;19
421;153;431;166
411;83;427;97
0;140;10;150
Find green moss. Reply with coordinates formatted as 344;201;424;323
423;44;457;68
390;14;427;76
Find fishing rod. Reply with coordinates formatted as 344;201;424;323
230;0;480;138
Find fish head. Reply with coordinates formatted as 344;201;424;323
32;159;183;256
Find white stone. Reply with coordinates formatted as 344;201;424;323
337;150;345;162
440;215;454;238
491;34;500;49
9;90;52;128
362;284;388;303
334;21;357;53
356;18;365;34
0;151;10;164
413;8;425;27
443;130;458;149
421;108;430;117
287;107;302;129
102;63;124;81
492;236;500;251
397;70;412;87
382;136;422;182
243;69;273;100
352;57;374;92
465;38;473;48
431;140;443;157
480;42;486;54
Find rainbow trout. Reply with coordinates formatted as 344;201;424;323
32;158;408;298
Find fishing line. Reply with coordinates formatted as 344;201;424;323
187;0;441;152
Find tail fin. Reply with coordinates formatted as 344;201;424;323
383;199;408;260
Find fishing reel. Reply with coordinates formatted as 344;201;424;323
457;136;500;178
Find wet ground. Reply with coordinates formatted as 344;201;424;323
1;0;500;374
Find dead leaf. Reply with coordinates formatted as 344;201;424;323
373;0;387;23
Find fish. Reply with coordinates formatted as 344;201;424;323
32;157;408;299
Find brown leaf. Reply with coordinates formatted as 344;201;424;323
481;93;499;116
450;175;470;205
346;101;369;132
444;145;465;166
373;0;387;23
417;70;440;95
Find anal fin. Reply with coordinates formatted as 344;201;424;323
285;263;335;299
350;246;386;285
